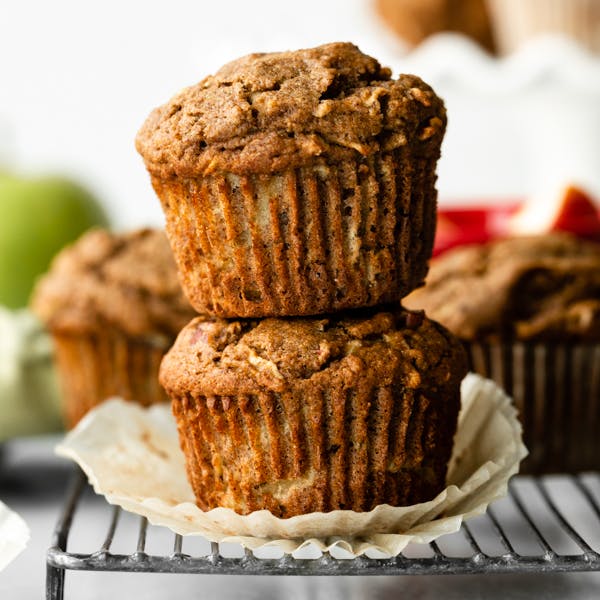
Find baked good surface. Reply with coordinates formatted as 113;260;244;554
136;42;446;177
161;307;467;516
404;233;600;342
32;228;195;338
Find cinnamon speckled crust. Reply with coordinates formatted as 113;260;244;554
32;228;196;339
135;42;446;177
160;307;467;517
404;233;600;342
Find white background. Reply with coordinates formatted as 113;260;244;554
2;0;599;229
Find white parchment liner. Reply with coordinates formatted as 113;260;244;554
55;373;527;556
0;500;29;571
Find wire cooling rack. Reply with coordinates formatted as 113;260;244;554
46;469;600;600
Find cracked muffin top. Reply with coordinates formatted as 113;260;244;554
404;233;600;342
136;42;446;177
159;306;467;396
31;228;196;339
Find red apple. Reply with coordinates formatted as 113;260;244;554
508;184;600;240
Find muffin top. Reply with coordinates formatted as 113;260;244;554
31;228;196;339
404;233;600;342
136;42;446;177
159;306;467;396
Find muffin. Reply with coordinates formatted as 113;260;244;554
31;228;197;427
375;0;496;52
136;42;446;318
404;232;600;473
159;306;467;517
486;0;600;54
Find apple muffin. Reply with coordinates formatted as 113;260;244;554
31;228;196;427
159;306;467;517
136;42;446;318
404;232;600;473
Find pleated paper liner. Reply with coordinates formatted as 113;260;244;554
151;149;437;317
467;342;600;474
52;331;170;428
55;374;527;556
172;377;458;517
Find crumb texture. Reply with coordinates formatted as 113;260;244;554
136;42;446;176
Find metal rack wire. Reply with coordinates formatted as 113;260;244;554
46;469;600;600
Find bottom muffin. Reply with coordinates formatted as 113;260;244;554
159;307;468;518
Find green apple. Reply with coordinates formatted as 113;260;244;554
0;172;109;308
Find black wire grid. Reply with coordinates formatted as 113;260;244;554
46;469;600;600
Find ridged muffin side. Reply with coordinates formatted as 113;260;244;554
159;307;467;517
151;149;438;317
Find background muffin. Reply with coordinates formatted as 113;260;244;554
136;42;446;318
160;306;467;518
31;228;196;427
374;0;496;52
404;232;600;473
486;0;600;54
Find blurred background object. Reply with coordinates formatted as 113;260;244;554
0;308;62;442
486;0;600;55
374;0;496;52
0;172;108;309
0;498;29;571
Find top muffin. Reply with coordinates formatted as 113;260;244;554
136;43;446;317
136;42;446;177
403;233;600;342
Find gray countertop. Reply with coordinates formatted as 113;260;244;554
1;437;600;600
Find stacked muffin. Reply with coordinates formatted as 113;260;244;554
136;42;468;517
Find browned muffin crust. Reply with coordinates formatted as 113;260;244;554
160;307;467;516
161;307;462;395
136;42;446;177
404;233;600;342
31;228;196;339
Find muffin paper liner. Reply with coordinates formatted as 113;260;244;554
467;341;600;474
0;500;29;571
172;372;459;516
55;374;527;556
152;150;437;317
52;332;170;428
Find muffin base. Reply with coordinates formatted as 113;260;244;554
467;341;600;473
171;383;459;518
52;331;170;428
152;150;438;317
